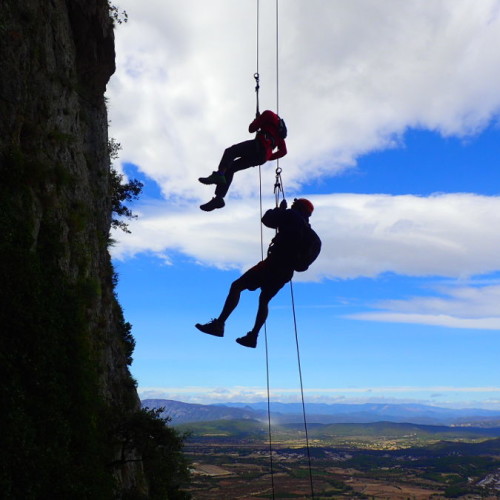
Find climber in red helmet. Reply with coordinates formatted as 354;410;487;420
196;198;320;348
198;110;287;211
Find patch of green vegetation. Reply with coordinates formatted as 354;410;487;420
115;299;136;365
0;135;191;498
47;128;76;144
0;206;115;497
108;2;128;25
182;419;500;451
179;419;267;442
67;201;90;233
108;139;143;234
114;408;191;499
2;144;75;195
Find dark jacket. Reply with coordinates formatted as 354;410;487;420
262;205;309;269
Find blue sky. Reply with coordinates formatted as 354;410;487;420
108;0;500;409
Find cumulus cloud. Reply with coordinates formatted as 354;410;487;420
112;192;500;281
350;283;500;329
107;0;500;199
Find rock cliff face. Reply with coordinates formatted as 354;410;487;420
0;0;147;497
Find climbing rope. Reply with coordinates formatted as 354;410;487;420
256;2;275;497
271;163;316;500
275;0;280;117
257;1;314;498
258;165;276;500
254;72;260;117
272;165;315;498
254;0;260;117
289;279;315;498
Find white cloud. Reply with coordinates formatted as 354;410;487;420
350;283;500;330
352;312;500;330
112;189;500;328
112;192;500;281
107;0;500;199
138;385;500;408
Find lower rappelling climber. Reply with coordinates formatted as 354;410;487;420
195;198;321;348
198;109;287;211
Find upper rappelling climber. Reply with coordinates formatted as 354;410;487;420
198;109;287;211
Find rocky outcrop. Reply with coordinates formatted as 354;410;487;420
0;0;148;497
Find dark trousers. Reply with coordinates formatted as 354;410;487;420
215;139;266;198
218;259;293;336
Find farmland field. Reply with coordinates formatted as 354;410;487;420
178;421;500;499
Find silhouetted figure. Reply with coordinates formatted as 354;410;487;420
199;110;287;211
195;198;320;348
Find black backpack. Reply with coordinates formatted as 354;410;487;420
294;224;321;272
277;117;287;139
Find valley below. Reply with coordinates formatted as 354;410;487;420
142;399;500;498
180;421;500;499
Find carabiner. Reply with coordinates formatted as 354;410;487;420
254;72;260;89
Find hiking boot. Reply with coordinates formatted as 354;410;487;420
198;171;226;185
236;332;258;348
200;197;225;211
195;319;224;337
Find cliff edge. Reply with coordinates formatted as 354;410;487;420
0;1;162;497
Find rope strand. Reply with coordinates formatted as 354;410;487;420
259;166;276;500
274;0;280;171
254;0;260;116
275;4;314;494
257;1;274;492
256;0;260;76
289;281;315;498
275;0;280;116
257;1;314;497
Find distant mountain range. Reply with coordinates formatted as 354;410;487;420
141;399;500;427
142;399;258;424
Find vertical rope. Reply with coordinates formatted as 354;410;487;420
274;0;280;174
275;5;314;495
258;1;313;497
268;8;282;482
289;281;315;498
275;0;280;116
259;166;276;500
256;0;260;77
259;166;265;262
263;326;275;499
257;1;275;494
254;0;260;116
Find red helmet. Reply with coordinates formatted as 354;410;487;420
293;198;314;216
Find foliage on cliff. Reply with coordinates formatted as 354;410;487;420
109;138;144;233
